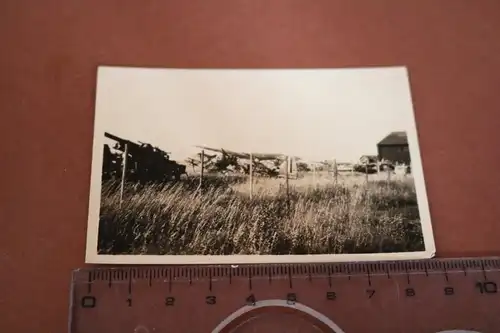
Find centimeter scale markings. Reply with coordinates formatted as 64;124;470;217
70;257;500;333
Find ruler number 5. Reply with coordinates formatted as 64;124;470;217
286;293;297;305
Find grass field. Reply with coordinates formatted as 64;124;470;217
97;172;425;255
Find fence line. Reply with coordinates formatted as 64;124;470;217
119;143;128;206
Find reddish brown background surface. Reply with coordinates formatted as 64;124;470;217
2;1;500;332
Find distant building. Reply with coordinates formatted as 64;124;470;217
359;155;378;164
377;131;410;165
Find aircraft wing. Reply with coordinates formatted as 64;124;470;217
251;153;286;161
195;146;250;159
195;145;292;161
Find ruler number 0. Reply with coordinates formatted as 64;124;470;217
80;296;96;308
476;281;498;294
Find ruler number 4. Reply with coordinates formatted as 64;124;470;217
246;294;257;306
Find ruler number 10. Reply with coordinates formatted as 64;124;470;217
476;281;498;294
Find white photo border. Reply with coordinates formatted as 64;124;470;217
84;65;436;265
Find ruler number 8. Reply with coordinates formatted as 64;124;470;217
165;297;175;306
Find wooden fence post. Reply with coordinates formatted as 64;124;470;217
333;158;338;183
364;161;368;183
198;149;205;191
119;143;128;207
312;162;316;187
285;155;290;213
249;153;253;199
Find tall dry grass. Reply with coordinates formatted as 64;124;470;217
97;173;424;255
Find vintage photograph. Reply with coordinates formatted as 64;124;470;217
85;66;435;264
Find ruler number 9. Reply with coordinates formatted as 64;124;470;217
405;288;416;297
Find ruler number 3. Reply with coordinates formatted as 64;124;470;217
206;296;217;305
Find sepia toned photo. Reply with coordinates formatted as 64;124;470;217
85;66;435;264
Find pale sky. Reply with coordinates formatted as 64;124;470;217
93;66;417;163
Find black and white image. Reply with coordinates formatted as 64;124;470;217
85;66;435;264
